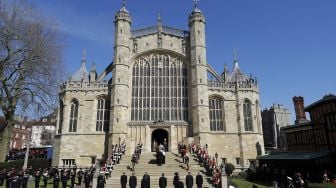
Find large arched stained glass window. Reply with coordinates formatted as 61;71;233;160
131;53;188;122
96;98;110;132
69;99;78;132
209;98;224;131
243;99;253;131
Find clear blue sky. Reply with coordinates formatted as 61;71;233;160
28;0;336;122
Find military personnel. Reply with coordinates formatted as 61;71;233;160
120;172;127;188
173;172;179;188
61;170;68;188
34;169;41;188
5;170;12;188
21;171;30;188
185;172;193;188
77;168;83;185
159;173;167;188
84;171;90;188
70;169;76;188
196;172;203;188
97;172;105;188
177;179;184;188
10;176;20;188
129;172;137;188
0;169;5;186
141;172;150;188
43;169;49;188
53;173;60;188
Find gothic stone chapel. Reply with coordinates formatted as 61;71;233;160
53;3;265;169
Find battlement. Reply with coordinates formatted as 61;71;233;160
60;81;108;92
207;80;258;91
132;26;189;38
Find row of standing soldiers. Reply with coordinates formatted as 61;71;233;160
0;166;96;188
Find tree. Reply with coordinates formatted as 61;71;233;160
225;163;235;176
0;0;63;162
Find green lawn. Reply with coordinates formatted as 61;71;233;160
229;178;272;188
308;183;336;188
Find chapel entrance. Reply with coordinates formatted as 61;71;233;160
151;129;168;152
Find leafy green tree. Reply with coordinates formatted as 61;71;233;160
225;163;235;176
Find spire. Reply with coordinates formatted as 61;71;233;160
90;62;96;72
194;0;199;8
82;48;87;63
118;0;129;14
122;0;126;8
157;12;162;27
234;48;238;62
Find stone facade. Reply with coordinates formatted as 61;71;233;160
53;4;265;169
261;104;291;150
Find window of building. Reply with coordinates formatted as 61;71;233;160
96;98;110;132
59;100;64;134
131;53;188;122
62;159;76;166
236;158;240;165
243;99;253;131
69;99;78;132
209;98;225;131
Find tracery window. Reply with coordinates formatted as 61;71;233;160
209;98;224;131
243;99;253;131
131;53;188;122
69;99;78;132
96;98;110;132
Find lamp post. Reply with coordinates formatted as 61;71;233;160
215;152;218;166
23;140;33;171
118;137;121;147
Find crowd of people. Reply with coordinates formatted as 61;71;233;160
101;142;127;178
6;148;49;161
131;142;142;171
0;165;96;188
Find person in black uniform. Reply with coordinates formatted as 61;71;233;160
120;172;127;188
34;169;41;188
177;178;184;188
141;172;150;188
61;170;68;188
173;172;179;188
21;171;30;188
84;171;90;188
97;173;105;188
10;176;20;188
53;172;60;188
77;168;83;185
43;169;49;188
196;172;203;188
129;172;137;188
0;169;5;186
70;169;76;188
159;173;167;188
185;172;193;188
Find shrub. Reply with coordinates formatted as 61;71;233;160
225;163;235;176
0;159;51;172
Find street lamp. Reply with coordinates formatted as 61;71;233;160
23;140;33;171
215;152;218;166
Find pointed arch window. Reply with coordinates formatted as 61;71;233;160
58;100;64;134
243;99;253;131
209;98;224;131
96;98;110;132
69;99;78;132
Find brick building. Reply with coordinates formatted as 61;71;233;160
9;116;32;150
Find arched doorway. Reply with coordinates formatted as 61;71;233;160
151;129;168;152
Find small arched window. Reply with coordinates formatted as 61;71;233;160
69;99;79;132
243;99;253;131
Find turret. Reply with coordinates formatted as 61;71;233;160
188;2;210;140
89;62;97;82
109;1;132;153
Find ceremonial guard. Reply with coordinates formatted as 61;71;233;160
173;172;179;188
97;172;105;188
141;172;150;188
53;173;60;188
70;169;76;188
61;170;68;188
196;172;203;188
159;173;167;188
43;169;49;188
10;175;20;188
5;170;12;188
84;171;91;188
22;171;30;188
77;168;83;185
120;172;127;188
34;169;41;188
0;169;5;186
185;172;193;188
129;172;137;188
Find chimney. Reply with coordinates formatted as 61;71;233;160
292;96;307;125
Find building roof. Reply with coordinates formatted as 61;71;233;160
257;151;333;160
305;94;336;111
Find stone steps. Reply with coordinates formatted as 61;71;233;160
102;152;213;188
